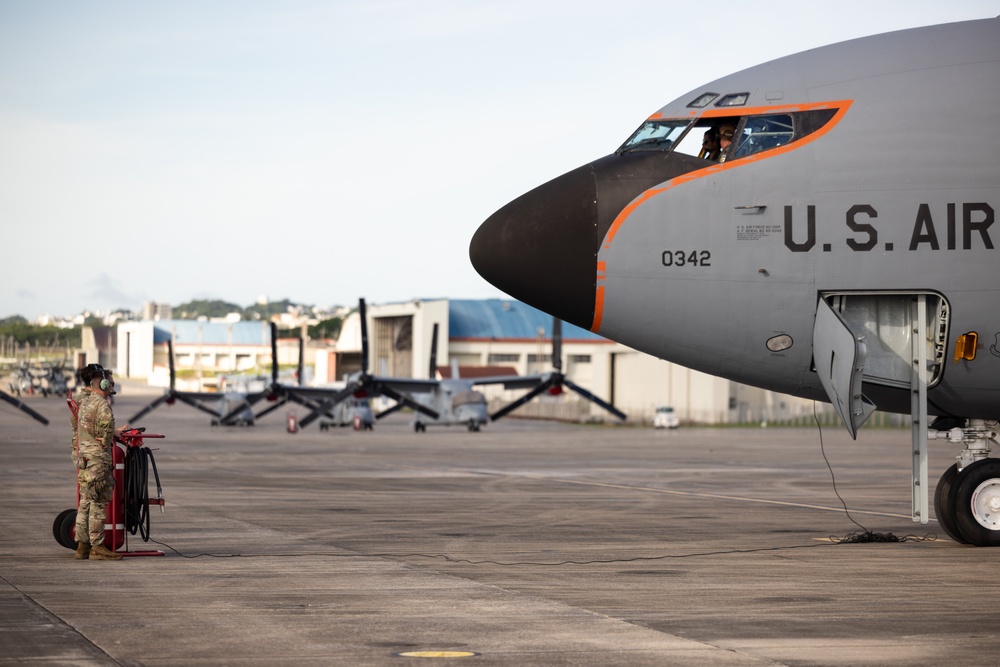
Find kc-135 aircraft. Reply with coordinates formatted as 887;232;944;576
470;19;1000;545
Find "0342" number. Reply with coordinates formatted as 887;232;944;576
661;250;711;267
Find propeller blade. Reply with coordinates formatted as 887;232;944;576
128;392;172;423
173;393;230;418
215;398;254;426
167;339;176;391
242;390;271;408
375;401;406;420
269;322;279;388
428;323;439;379
297;336;304;387
218;392;268;425
254;390;319;420
359;298;369;376
552;318;562;373
0;390;50;425
375;383;440;419
298;384;359;429
254;394;290;420
490;380;552;421
563;378;627;420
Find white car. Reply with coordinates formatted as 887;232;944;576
653;406;680;429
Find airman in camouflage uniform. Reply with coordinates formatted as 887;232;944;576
75;367;123;560
70;366;98;559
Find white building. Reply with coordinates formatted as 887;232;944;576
116;320;275;390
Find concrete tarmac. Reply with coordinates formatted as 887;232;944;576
1;388;998;666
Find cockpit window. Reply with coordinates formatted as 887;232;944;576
715;92;750;107
453;390;486;408
618;120;690;153
672;118;740;159
687;92;718;108
733;115;794;159
618;108;839;162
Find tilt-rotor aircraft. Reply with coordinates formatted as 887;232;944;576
289;299;442;430
384;317;625;432
470;19;1000;545
376;323;492;432
129;339;268;426
482;318;626;423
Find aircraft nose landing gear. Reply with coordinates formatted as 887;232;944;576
952;459;1000;546
931;420;1000;546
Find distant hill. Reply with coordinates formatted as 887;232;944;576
170;298;341;339
173;298;310;320
173;299;244;319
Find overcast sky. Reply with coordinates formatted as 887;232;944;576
1;1;994;320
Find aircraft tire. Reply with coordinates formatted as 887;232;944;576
934;464;969;544
951;458;1000;547
53;508;77;550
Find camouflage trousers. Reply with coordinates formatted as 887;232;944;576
76;453;114;546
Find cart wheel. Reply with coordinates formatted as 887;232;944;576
53;508;77;550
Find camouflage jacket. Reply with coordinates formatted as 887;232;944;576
70;387;95;463
78;392;115;458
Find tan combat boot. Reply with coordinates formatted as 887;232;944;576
89;543;123;560
74;542;91;560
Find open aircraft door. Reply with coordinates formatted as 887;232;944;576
813;298;876;439
814;292;949;523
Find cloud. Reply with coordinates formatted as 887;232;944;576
87;272;144;310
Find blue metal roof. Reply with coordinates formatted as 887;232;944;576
152;320;272;346
448;300;606;341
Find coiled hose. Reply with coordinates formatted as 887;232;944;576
123;446;162;541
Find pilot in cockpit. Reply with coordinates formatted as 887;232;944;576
717;123;736;162
698;129;720;160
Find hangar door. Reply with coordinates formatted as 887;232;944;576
373;316;413;378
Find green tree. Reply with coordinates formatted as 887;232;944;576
0;321;81;347
309;317;342;340
243;298;308;321
174;299;243;319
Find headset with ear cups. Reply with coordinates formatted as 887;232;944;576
88;364;111;392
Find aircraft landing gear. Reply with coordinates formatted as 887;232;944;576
467;420;480;432
934;464;967;544
415;422;426;433
931;420;999;546
951;459;1000;547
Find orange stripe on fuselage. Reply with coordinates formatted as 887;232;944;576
591;100;853;332
593;261;607;331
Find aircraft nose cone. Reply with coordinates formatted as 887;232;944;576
471;150;700;330
470;163;599;330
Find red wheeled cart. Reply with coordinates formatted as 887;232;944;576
54;400;166;557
